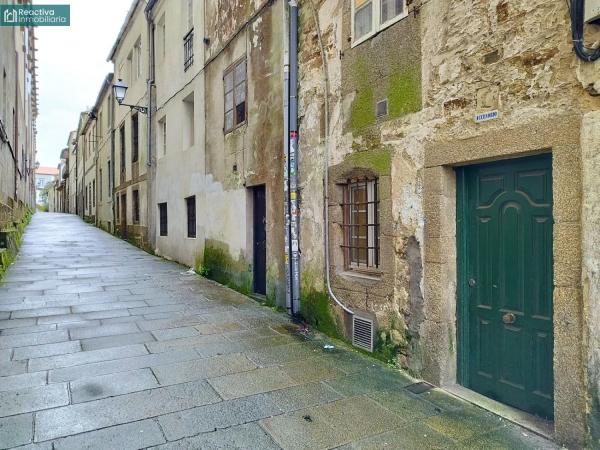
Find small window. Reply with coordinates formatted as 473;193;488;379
224;59;247;133
186;195;196;238
131;113;139;163
93;180;96;208
119;125;126;178
133;189;140;223
342;178;380;270
184;29;194;71
376;99;388;118
158;202;168;236
116;195;120;219
99;169;103;201
134;38;142;80
159;117;167;156
352;0;406;45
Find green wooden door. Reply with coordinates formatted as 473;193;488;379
457;154;554;419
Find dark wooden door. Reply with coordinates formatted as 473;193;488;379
252;186;266;295
458;154;554;419
120;193;127;239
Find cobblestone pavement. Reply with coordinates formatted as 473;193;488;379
0;213;560;449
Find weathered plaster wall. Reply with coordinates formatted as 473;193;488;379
298;0;426;370
202;0;285;303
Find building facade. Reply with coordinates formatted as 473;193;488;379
55;0;600;446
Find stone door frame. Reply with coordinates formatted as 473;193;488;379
422;113;584;447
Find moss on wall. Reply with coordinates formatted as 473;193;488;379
344;148;392;174
198;240;252;295
0;208;32;280
300;290;342;339
350;58;376;131
388;66;421;119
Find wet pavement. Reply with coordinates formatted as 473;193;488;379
0;213;560;449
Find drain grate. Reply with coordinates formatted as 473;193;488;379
352;315;374;352
405;381;435;394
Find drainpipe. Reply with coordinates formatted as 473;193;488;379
308;0;354;316
288;0;301;315
145;3;156;247
283;2;292;314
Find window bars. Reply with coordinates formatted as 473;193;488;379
341;178;380;270
183;29;194;72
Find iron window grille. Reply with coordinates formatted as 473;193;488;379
341;178;380;270
131;113;139;163
186;195;196;238
223;58;247;133
183;29;194;72
132;189;140;224
158;203;168;236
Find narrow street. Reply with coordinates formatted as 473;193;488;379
0;213;557;449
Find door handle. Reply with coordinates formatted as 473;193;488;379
468;278;476;288
502;312;516;324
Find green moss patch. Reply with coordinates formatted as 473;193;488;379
198;240;252;296
344;148;392;174
388;66;421;119
300;290;342;339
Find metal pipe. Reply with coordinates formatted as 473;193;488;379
283;0;292;314
288;0;301;315
308;0;354;316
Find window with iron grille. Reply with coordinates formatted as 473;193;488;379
119;125;126;181
183;29;194;72
224;58;247;133
132;189;140;224
186;195;196;238
158;203;168;236
131;113;139;163
342;178;380;270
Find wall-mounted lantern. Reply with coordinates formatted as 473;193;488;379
112;79;148;114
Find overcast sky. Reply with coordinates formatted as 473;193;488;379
35;0;132;167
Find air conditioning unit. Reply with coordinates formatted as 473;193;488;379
585;0;600;23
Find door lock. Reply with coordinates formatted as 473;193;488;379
468;278;477;288
502;312;516;324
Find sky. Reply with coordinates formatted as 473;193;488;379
35;0;132;167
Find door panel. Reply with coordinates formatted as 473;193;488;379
252;186;266;295
459;154;554;419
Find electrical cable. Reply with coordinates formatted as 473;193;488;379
307;0;354;316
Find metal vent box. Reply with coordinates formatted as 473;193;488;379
585;0;600;23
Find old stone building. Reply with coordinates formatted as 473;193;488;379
109;0;151;247
297;0;600;447
0;9;37;275
57;0;600;446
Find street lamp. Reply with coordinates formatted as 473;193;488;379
112;79;148;114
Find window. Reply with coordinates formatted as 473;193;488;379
352;0;406;45
186;195;196;238
342;178;380;269
126;51;133;85
92;180;96;208
119;125;126;180
107;160;111;193
158;15;166;60
116;195;120;219
184;29;194;71
158;203;168;236
133;189;140;223
224;59;246;132
131;113;139;163
133;38;142;80
99;169;103;201
183;94;194;148
159;117;167;156
187;0;193;30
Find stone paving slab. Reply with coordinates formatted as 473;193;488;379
0;214;561;449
